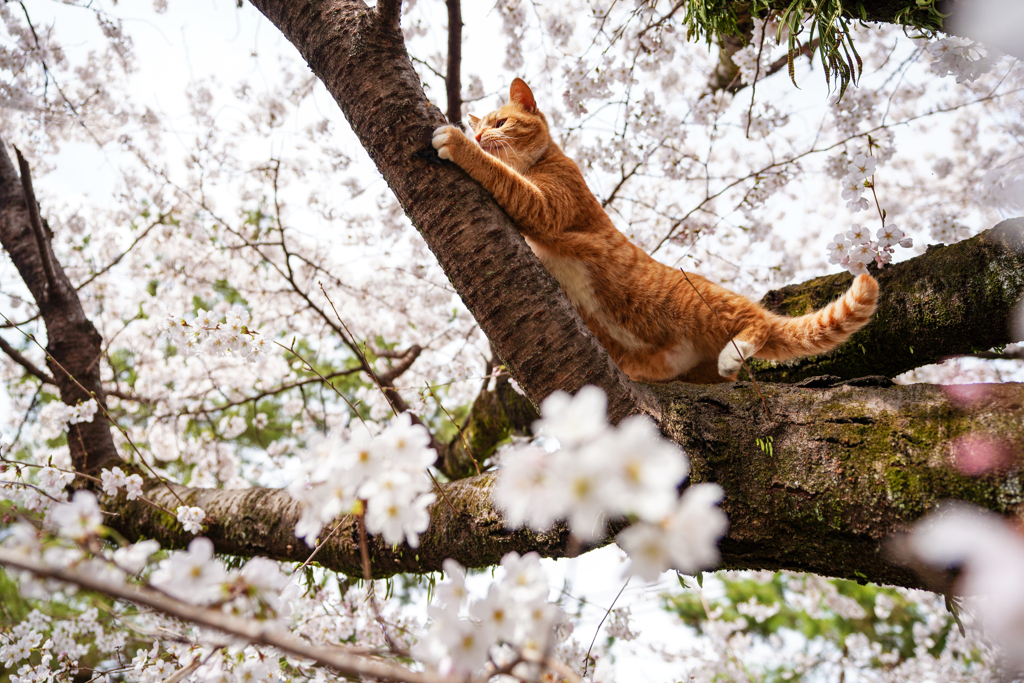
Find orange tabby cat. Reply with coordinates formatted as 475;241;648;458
432;79;878;383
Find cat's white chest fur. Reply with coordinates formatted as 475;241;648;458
524;237;644;351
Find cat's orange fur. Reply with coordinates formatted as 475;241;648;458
432;79;879;383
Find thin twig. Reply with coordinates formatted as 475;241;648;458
291;518;347;579
745;22;768;139
275;340;369;432
445;0;463;126
318;283;400;415
0;547;445;683
357;511;402;654
583;578;630;678
75;213;169;291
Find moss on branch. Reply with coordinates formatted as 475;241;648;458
748;219;1024;383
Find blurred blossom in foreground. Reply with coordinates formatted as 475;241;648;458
493;385;728;582
948;0;1024;68
948;434;1014;476
908;502;1024;669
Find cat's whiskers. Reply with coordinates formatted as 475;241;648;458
494;138;514;163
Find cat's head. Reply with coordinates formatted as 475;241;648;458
467;78;551;174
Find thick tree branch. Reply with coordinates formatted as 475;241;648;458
749;220;1024;382
246;0;660;425
0;138;118;474
376;0;402;31
13;147;58;302
98;379;1022;594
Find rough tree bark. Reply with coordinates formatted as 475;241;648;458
0;139;118;474
242;0;658;426
2;0;1024;595
95;378;1023;594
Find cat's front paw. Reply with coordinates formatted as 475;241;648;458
432;125;462;162
718;340;757;378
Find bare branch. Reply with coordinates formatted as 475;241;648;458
445;0;462;126
376;0;402;31
75;212;168;291
0;333;55;384
377;344;422;384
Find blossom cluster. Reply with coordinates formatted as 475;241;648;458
493;386;728;582
839;152;877;213
827;223;912;276
287;413;436;547
41;398;99;430
176;505;207;534
730;18;789;86
100;466;144;500
150;536;290;610
7;501;288;614
12;466;75;514
930;213;972;244
413;553;570;676
159;307;270;363
926;36;996;84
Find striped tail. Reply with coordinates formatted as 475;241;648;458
757;273;879;360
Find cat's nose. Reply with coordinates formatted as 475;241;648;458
475;132;483;143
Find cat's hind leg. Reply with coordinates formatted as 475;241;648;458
717;324;770;378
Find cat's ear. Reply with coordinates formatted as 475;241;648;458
509;78;538;113
468;114;481;131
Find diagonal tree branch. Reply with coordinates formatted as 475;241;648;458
246;0;660;426
13;147;58;302
0;333;55;384
0;548;449;683
0;137;118;474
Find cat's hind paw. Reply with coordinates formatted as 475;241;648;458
432;125;458;161
718;340;757;378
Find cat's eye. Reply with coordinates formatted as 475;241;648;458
495;118;507;128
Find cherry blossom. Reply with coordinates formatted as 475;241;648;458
50;490;103;541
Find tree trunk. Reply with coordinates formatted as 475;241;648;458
244;0;659;426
